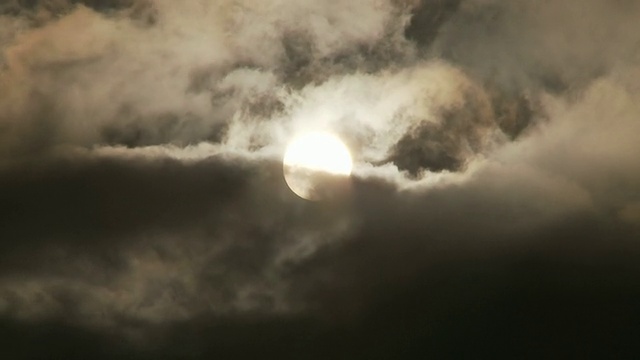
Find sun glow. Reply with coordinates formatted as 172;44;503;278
283;132;353;175
283;132;353;201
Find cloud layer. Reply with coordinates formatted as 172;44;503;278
1;0;640;357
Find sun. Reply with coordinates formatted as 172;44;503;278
283;132;353;200
284;132;353;175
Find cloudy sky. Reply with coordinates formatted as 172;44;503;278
1;0;640;358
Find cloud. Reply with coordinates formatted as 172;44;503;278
1;0;640;357
431;0;640;90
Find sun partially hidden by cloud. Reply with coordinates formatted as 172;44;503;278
284;132;352;176
1;0;640;358
283;131;353;200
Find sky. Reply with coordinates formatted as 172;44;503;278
1;0;640;358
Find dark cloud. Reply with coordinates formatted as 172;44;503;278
0;155;247;251
1;0;140;15
2;164;639;358
404;0;462;48
387;77;495;173
1;0;640;358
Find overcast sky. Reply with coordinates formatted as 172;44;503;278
1;0;640;358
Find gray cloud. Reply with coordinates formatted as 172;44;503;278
1;0;640;357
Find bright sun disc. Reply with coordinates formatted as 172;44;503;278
283;132;353;200
284;132;353;175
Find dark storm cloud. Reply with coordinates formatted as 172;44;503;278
2;152;639;358
1;0;640;358
0;155;247;252
0;150;356;328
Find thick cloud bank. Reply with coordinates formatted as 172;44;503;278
1;0;640;358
